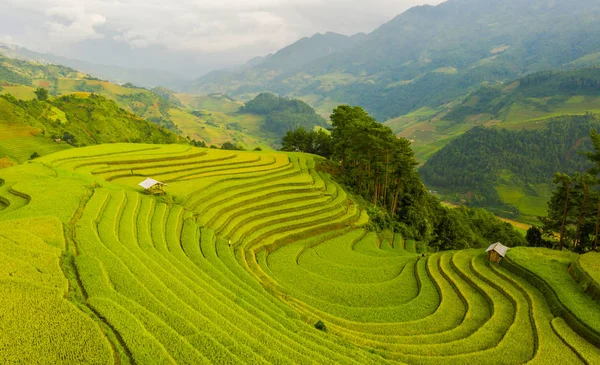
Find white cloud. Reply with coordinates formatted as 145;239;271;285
2;0;444;54
0;35;15;44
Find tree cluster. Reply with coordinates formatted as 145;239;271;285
540;130;600;252
281;127;332;158
283;105;527;251
240;93;327;136
420;115;600;210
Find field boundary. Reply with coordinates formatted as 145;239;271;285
569;258;600;304
501;256;600;347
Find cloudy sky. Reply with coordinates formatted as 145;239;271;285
1;0;445;76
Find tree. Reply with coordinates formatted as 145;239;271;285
34;87;49;101
526;226;548;247
221;142;244;151
281;127;332;158
29;152;40;160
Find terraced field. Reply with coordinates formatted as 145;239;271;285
0;143;599;364
0;122;72;163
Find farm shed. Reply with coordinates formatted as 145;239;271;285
138;178;167;195
486;242;509;263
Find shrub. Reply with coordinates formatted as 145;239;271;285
314;320;327;332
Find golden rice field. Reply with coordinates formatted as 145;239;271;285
0;143;599;364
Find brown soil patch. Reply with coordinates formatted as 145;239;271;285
0;157;17;169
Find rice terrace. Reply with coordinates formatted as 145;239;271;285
3;0;600;363
0;142;598;364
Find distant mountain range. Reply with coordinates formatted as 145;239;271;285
0;51;327;153
0;43;188;90
188;0;600;121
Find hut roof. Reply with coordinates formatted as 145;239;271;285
138;178;167;189
486;242;509;257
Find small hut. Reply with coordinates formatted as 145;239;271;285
486;242;509;263
138;178;167;195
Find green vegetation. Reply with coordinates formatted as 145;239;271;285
420;115;600;219
537;129;600;252
445;68;600;125
34;87;48;101
0;52;273;147
504;248;600;341
0;93;181;163
387;68;600;164
0;142;598;363
580;253;600;286
281;127;332;158
290;105;526;251
240;93;327;135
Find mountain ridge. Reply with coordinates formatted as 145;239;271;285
188;0;600;121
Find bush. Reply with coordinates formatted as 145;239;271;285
314;320;327;332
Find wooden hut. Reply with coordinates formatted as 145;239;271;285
138;178;167;195
486;242;509;263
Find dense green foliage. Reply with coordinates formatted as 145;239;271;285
525;226;552;248
34;87;48;101
281;127;332;158
0;93;181;147
326;105;526;250
540;129;600;252
240;93;327;135
420;116;600;211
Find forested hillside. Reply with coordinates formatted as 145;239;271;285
386;67;600;162
445;68;600;123
0;93;181;164
420;115;600;219
240;93;327;135
0;52;337;149
189;0;600;120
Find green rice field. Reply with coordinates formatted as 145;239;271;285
0;143;598;364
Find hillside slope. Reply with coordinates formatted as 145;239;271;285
0;93;181;164
0;43;187;89
189;0;600;121
0;52;324;149
0;144;598;363
419;115;600;220
387;67;600;161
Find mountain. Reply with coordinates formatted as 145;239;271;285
0;52;327;150
188;0;600;120
443;67;600;125
419;115;600;221
189;32;366;103
386;67;600;161
413;68;600;221
0;43;188;90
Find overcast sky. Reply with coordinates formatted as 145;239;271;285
0;0;445;75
